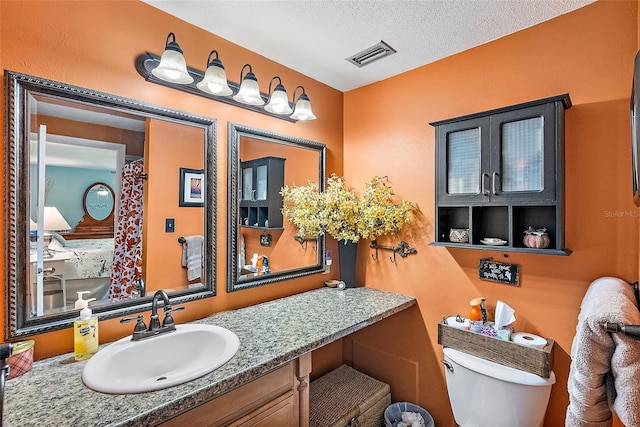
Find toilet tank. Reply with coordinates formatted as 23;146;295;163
443;347;555;427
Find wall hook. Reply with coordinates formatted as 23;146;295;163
294;236;317;252
369;240;417;262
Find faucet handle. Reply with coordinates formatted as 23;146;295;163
162;306;185;326
120;315;147;332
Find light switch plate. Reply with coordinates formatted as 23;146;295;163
165;218;175;233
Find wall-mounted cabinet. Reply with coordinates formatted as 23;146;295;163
431;94;572;255
240;156;285;230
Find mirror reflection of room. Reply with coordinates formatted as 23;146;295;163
238;136;319;280
27;93;205;318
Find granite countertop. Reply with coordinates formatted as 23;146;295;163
4;287;416;426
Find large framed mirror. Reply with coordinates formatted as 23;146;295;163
5;71;217;339
227;123;326;292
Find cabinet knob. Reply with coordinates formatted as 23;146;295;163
481;173;490;196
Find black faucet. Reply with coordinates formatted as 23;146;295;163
120;290;184;341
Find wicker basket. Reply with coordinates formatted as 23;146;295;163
310;365;391;427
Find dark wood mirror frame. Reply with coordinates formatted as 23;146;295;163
4;71;217;339
227;122;326;292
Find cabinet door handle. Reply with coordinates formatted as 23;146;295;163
492;172;500;195
481;173;490;196
251;189;256;201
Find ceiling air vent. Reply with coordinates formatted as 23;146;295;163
346;40;396;68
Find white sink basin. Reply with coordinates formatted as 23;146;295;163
82;324;240;394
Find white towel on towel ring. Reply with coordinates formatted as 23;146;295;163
566;277;640;427
181;235;203;281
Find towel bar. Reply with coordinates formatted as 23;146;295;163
178;236;186;244
602;322;640;339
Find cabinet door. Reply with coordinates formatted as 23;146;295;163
231;392;296;426
489;103;556;202
242;166;255;201
436;116;490;204
255;164;268;201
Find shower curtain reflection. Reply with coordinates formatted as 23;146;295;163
109;160;144;300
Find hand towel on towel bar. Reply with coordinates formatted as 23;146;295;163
566;277;640;427
181;235;203;281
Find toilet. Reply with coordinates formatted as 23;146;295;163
442;347;555;427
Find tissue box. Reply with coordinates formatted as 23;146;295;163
438;322;554;378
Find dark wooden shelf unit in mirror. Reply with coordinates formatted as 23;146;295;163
228;123;326;292
430;94;572;256
4;71;217;339
239;156;285;230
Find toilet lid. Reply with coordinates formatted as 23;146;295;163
443;347;556;386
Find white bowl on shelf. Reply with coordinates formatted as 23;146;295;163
480;238;507;246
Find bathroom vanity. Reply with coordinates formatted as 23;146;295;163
3;287;415;426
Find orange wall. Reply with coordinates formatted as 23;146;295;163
344;1;638;425
144;119;204;291
0;1;343;357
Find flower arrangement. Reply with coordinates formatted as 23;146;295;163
280;174;413;243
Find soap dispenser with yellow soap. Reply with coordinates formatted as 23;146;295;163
73;292;98;361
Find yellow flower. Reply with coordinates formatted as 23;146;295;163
281;174;413;243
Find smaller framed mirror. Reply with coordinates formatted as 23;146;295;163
62;183;117;240
84;183;115;222
227;123;326;292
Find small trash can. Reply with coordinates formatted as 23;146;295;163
384;401;434;427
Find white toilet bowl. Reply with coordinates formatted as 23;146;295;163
443;347;555;427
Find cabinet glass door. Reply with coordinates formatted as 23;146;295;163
501;116;544;193
256;165;268;200
491;103;555;202
242;167;253;201
447;128;481;195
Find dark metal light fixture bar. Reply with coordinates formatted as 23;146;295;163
135;53;298;123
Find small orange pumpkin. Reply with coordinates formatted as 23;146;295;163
523;227;550;249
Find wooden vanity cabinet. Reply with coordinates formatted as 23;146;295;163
431;94;572;255
157;354;311;427
239;157;285;230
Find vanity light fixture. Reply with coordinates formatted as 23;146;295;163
151;33;194;84
196;50;232;96
264;77;293;115
233;64;265;106
290;86;317;121
136;33;316;122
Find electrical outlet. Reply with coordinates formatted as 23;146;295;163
165;218;175;233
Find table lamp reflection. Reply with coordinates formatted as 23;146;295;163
41;206;71;257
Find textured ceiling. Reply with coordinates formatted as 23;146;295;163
142;0;596;92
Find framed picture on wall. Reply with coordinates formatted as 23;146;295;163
179;167;205;207
632;50;640;207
